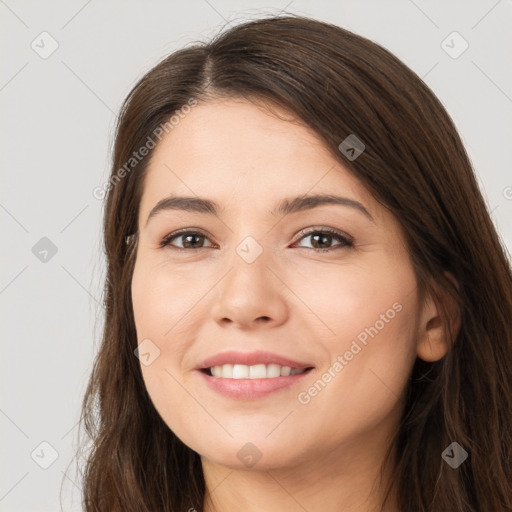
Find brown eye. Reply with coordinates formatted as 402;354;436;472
160;230;214;250
293;227;354;252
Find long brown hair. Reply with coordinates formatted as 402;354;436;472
76;14;512;511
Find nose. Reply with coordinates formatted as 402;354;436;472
210;248;289;330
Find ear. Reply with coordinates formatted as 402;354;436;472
416;272;461;362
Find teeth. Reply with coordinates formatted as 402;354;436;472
209;364;308;379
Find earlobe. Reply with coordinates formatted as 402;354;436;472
416;273;461;363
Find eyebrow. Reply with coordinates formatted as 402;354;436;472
145;193;375;227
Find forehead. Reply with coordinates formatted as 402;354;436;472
138;98;378;224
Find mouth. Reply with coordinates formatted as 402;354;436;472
195;350;315;399
197;364;315;400
199;364;315;379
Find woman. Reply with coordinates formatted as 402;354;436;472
78;14;512;512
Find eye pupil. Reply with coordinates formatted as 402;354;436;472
311;233;332;249
182;234;204;248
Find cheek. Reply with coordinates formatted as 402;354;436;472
131;262;202;390
130;258;209;420
293;301;418;448
131;258;201;339
131;263;198;445
292;256;419;416
288;253;417;343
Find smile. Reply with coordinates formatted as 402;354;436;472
204;363;312;379
197;365;314;400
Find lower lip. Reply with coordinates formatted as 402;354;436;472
197;369;314;400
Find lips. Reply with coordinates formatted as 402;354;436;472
195;350;315;371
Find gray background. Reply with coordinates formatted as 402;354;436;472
1;0;511;510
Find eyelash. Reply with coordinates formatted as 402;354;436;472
159;226;354;253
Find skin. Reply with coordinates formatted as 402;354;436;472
131;97;456;512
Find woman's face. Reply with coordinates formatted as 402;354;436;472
131;97;423;472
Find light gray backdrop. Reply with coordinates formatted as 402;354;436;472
1;1;511;510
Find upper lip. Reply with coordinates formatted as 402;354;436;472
196;350;315;370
